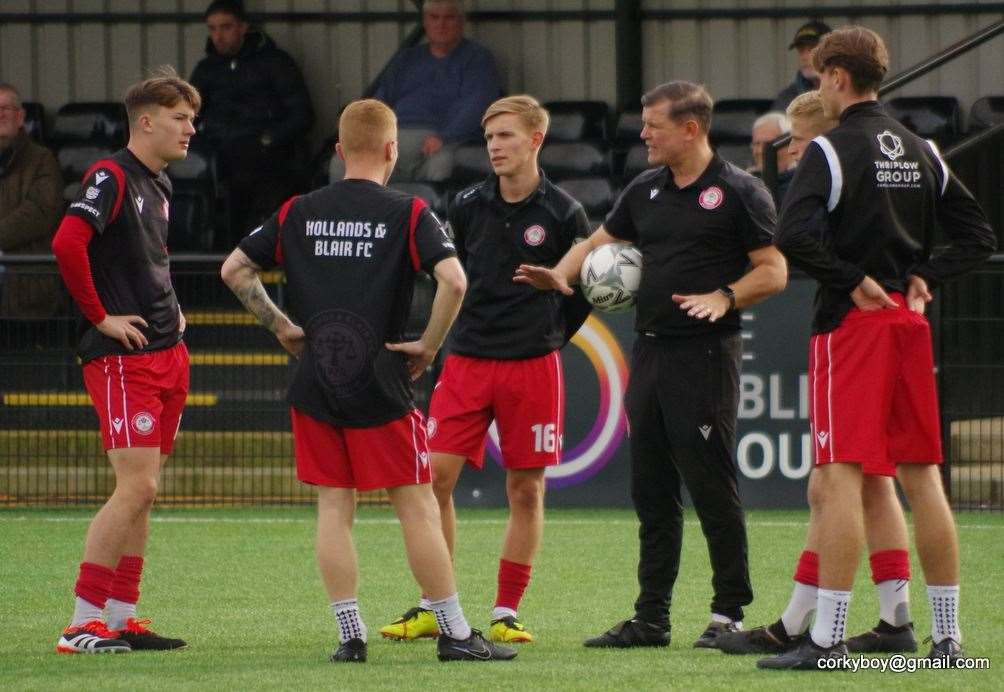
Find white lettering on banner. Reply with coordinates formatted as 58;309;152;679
739;373;809;420
737;432;813;480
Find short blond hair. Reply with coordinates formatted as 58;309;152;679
481;95;549;135
338;99;397;157
786;90;839;133
124;66;201;122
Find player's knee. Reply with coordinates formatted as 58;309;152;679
507;477;544;515
120;476;158;508
431;474;456;505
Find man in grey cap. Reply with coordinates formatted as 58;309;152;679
772;20;831;111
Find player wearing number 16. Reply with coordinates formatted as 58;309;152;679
380;95;591;645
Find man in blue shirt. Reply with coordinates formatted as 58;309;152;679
331;0;502;183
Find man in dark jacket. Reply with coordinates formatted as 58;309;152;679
0;83;64;318
771;21;831;112
190;0;314;246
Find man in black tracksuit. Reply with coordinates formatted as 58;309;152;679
758;27;996;670
516;81;788;649
190;0;314;245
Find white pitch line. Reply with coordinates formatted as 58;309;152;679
0;516;1000;530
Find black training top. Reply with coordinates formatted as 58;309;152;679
776;101;996;334
65;148;181;363
604;155;776;337
239;179;457;427
447;172;591;359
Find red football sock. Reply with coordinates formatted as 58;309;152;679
494;559;532;612
793;550;819;587
74;562;116;609
869;549;910;584
110;555;145;604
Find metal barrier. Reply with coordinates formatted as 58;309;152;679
0;255;435;507
939;256;1004;510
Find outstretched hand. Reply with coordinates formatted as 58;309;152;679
385;340;437;381
513;264;574;295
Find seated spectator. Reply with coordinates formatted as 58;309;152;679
0;83;64;318
190;0;314;245
750;111;795;201
772;20;831;111
331;0;502;183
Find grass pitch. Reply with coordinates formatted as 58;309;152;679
1;507;1000;691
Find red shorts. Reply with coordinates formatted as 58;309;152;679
809;294;942;476
82;341;190;455
290;407;431;491
427;351;564;470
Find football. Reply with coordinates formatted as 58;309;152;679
579;242;642;313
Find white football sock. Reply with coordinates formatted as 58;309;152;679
877;579;911;627
429;593;472;640
70;597;104;627
810;589;851;648
780;582;817;637
928;585;961;644
331;598;367;643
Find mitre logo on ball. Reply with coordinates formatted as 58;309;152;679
580;242;643;313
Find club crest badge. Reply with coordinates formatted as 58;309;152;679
698;186;724;210
523;225;546;246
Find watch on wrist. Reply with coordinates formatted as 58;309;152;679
718;285;736;311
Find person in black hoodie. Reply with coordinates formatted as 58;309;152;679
190;0;314;246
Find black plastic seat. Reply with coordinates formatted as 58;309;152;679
969;96;1004;132
449;142;493;185
710;98;774;145
621;144;652;181
884;97;962;146
166;149;218;251
556;177;616;219
391;182;446;217
57;144;117;183
716;142;754;171
615;111;644;146
543;100;610;141
22;102;45;142
52;102;128;146
540;141;610;179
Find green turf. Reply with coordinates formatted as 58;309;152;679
0;507;1000;690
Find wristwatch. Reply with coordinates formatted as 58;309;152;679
718;285;736;311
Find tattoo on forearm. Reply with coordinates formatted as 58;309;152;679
233;274;286;334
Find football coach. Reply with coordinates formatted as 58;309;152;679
516;80;787;650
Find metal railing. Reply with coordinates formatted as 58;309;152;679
0;255;435;507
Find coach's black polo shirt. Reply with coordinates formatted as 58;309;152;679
65;148;181;363
605;155;776;337
240;180;456;427
448;172;590;359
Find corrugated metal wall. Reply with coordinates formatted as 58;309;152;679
1;0;1001;151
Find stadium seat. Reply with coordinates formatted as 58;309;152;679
884;96;962;146
391;182;446;217
621;144;652;181
969;96;1004;132
556;177;616;219
543;100;610;141
22;101;45;142
56;144;117;184
710;98;773;144
615;111;643;146
540;141;610;179
167;149;217;251
450;142;493;185
716;142;754;171
51;102;128;146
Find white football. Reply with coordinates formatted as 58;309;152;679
579;242;642;313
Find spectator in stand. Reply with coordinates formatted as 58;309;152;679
772;21;831;111
190;0;314;246
749;112;795;199
331;0;502;183
0;83;64;318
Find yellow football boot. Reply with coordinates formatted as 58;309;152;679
379;607;440;640
488;615;534;643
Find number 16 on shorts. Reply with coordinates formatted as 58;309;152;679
531;423;561;453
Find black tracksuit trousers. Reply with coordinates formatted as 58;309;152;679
625;331;753;626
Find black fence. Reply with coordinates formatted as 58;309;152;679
1;255;1002;509
0;256;436;507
